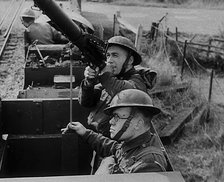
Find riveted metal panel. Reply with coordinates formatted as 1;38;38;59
42;98;90;134
2;100;43;134
17;88;80;99
1;99;90;135
0;134;92;178
24;66;85;88
4;134;62;177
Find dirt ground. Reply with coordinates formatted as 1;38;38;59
0;0;224;182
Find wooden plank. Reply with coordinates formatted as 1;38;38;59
135;24;143;52
113;14;120;36
159;109;191;145
54;75;75;89
29;44;65;52
148;82;190;96
211;38;224;43
159;103;203;145
177;40;224;52
17;88;79;99
0;172;185;182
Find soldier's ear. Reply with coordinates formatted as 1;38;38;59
134;118;144;130
128;56;134;65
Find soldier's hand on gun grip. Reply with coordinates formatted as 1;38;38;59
84;66;99;86
84;66;99;79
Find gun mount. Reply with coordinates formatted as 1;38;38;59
33;0;106;70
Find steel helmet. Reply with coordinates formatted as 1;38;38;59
20;8;35;19
104;89;161;116
107;36;142;65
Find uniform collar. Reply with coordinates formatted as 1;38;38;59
117;67;137;79
122;130;152;153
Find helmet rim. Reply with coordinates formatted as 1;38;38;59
108;36;142;65
104;89;161;116
104;104;161;116
20;9;35;19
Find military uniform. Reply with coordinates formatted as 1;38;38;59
25;22;68;45
78;67;147;137
82;129;167;173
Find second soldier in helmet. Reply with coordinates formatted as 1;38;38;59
64;89;167;174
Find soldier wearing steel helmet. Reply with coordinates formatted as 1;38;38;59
78;36;147;138
77;36;148;174
20;8;68;45
63;89;167;174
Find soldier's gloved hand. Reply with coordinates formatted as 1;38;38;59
61;122;86;136
95;155;116;175
100;63;115;75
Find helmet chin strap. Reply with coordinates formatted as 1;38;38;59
113;109;136;141
117;51;132;78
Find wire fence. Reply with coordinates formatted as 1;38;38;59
112;11;224;105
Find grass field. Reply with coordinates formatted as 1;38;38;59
107;0;224;9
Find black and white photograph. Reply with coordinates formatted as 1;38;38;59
0;0;223;181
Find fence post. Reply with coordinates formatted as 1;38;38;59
150;22;157;40
207;39;212;61
116;11;121;18
135;24;143;52
206;69;214;122
208;69;214;103
77;0;81;12
181;40;187;80
175;27;178;42
69;0;81;12
165;28;169;46
154;23;159;41
113;11;120;36
98;23;104;40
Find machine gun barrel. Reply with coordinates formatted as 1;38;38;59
33;0;106;69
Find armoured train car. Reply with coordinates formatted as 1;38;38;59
19;0;113;99
0;0;185;181
0;95;184;180
19;2;97;99
0;96;185;181
19;41;87;98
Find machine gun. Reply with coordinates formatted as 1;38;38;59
33;0;106;70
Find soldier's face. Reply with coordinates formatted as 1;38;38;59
109;107;135;141
106;45;128;75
